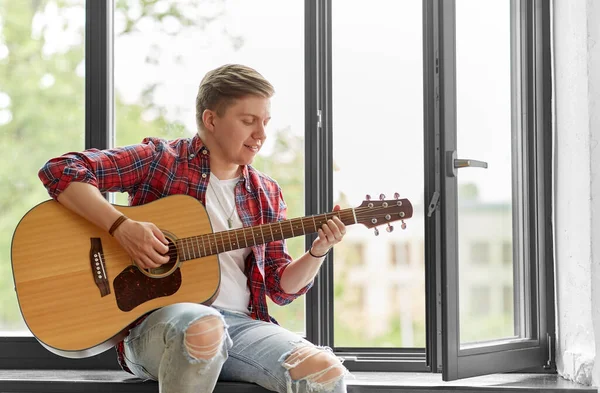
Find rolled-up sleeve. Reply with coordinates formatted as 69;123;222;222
38;142;157;200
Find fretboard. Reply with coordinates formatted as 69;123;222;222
175;208;357;261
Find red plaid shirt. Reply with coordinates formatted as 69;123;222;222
38;134;311;373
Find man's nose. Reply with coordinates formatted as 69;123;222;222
253;124;266;140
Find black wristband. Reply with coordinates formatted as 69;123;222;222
309;248;330;258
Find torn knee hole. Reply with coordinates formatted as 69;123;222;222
284;346;345;385
184;315;224;360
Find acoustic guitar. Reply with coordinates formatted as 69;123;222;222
11;193;413;358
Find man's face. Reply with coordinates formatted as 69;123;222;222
209;95;271;166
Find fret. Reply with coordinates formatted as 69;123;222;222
249;226;256;247
312;216;317;232
178;240;185;261
225;231;231;252
235;229;243;248
268;222;274;242
194;236;202;258
228;229;235;250
228;229;240;250
201;235;207;257
242;227;250;248
203;233;213;255
185;238;190;259
212;234;219;254
315;215;324;228
256;228;263;245
300;218;305;235
182;239;189;261
219;231;227;252
178;240;184;260
259;225;266;244
289;220;295;237
176;241;182;260
278;221;284;240
188;237;195;259
293;218;303;235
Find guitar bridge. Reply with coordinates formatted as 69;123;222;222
90;238;110;297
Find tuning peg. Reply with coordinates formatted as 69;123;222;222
401;220;407;230
379;193;385;200
386;223;394;233
374;227;379;236
365;194;371;201
394;192;400;199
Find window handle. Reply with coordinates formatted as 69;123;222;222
447;151;488;177
454;159;488;169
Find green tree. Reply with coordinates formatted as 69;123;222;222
0;0;231;329
0;0;86;328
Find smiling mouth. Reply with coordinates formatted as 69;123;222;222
244;144;260;152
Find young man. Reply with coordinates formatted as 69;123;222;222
38;64;348;393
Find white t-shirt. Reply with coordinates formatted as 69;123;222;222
205;173;252;314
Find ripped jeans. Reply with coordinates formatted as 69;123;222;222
123;303;348;393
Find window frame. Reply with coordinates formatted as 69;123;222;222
437;0;555;380
304;0;430;373
1;0;554;376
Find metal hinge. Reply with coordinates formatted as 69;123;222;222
427;191;440;217
543;333;554;369
317;109;322;129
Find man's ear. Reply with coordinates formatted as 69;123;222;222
202;109;216;133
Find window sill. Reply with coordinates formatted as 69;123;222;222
0;370;596;393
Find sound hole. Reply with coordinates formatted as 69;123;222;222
140;236;180;278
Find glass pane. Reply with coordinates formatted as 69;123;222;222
332;0;425;348
113;0;305;333
1;1;85;335
456;0;516;344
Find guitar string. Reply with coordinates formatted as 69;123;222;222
96;205;409;260
96;205;409;261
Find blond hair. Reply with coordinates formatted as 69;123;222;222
195;64;274;130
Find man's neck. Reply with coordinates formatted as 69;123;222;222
209;157;241;180
198;133;241;180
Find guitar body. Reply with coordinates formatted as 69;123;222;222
11;194;220;358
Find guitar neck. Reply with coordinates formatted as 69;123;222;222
175;208;357;260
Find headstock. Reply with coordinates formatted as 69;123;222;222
355;193;413;235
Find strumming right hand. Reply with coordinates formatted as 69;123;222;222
113;219;170;269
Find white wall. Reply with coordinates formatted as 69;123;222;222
554;0;600;386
